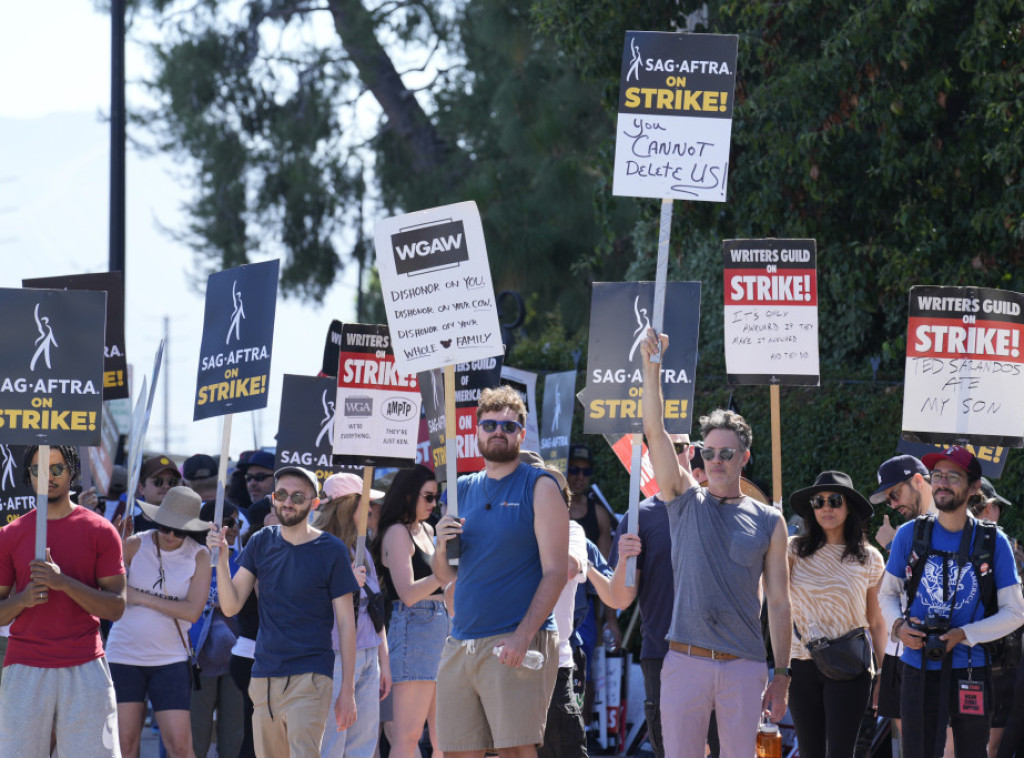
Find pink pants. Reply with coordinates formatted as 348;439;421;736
660;649;767;758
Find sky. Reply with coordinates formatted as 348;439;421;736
0;2;361;466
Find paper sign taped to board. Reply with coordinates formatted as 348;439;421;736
375;201;504;373
901;285;1024;448
723;239;819;385
613;31;738;201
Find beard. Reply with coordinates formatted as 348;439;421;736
479;434;520;463
275;501;313;527
934;487;968;513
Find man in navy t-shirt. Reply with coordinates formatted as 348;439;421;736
209;465;359;758
879;446;1024;758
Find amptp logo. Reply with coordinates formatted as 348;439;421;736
391;219;468;276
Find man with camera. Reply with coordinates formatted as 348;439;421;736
879;446;1024;758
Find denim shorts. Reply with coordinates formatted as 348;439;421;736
388;598;450;683
110;661;192;712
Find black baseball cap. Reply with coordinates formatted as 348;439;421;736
870;455;928;505
568;444;592;464
183;453;218;480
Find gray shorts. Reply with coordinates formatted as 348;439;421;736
0;657;121;757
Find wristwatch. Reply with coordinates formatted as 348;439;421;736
773;666;791;678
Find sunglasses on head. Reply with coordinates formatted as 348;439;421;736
150;476;180;488
421;493;438;503
699;447;738;462
477;419;523;434
274;489;311;506
246;472;273;483
811;493;845;510
28;463;68;478
568;466;592;477
157;524;190;538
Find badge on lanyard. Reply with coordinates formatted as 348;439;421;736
958;680;986;716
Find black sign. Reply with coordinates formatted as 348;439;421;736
321;319;344;377
0;444;36;524
24;272;128;400
391;219;469;276
0;288;107;445
578;282;700;435
194;260;280;420
896;438;1009;480
540;370;577;474
275;374;352;487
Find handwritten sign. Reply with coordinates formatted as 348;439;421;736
374;201;504;372
193;260;279;420
578;282;700;435
540;370;577;474
612;31;738;201
901;285;1024;447
500;366;540;454
723;239;819;385
333;323;422;467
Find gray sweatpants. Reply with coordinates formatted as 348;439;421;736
0;657;121;758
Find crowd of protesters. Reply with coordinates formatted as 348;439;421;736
2;337;1024;758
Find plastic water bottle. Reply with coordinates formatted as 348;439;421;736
756;719;781;758
492;645;545;670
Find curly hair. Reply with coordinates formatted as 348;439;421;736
476;385;527;425
22;445;80;487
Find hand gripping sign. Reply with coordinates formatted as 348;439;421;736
901;285;1024;448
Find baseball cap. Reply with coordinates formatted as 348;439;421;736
921;446;982;481
140;454;179;482
980;477;1011;507
240;450;276;472
274;466;320;496
568;444;592;464
870;455;929;504
323;472;385;501
183;453;218;481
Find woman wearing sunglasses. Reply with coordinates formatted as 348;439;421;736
371;465;449;758
787;471;888;758
105;486;212;758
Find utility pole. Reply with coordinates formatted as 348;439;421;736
109;0;126;276
163;316;170;451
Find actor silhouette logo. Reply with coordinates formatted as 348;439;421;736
626;37;642;82
628;295;652;363
0;446;15;490
391;219;469;276
550;384;562;432
226;280;245;344
30;303;59;371
316;390;336;448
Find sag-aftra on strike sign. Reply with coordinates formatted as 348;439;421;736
374;201;504;373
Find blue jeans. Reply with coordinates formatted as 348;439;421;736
321;646;381;758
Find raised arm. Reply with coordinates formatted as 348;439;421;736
641;329;695;501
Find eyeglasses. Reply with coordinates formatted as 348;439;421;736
931;470;965;485
274;489;311;506
27;463;68;478
568;466;593;477
421;493;438;503
811;493;845;510
885;481;908;506
699;447;738;462
246;472;273;483
477;419;523;434
157;524;190;538
673;443;690;455
150;476;181;488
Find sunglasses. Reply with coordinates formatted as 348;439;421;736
157;524;190;538
246;472;273;483
811;493;846;510
885;481;908;506
421;493;438;503
222;517;237;528
477;419;523;434
673;442;690;455
699;447;738;462
28;463;68;478
274;489;312;506
150;476;181;488
568;466;593;477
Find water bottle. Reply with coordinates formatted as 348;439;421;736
492;645;545;670
756;718;781;758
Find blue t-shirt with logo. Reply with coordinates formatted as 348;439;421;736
885;517;1019;670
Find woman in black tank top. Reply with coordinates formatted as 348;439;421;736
371;465;450;758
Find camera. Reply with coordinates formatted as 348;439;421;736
911;612;951;661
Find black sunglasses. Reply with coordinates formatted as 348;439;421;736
421;493;438;503
477;419;523;434
811;493;845;510
28;463;68;478
150;476;181;488
673;442;690;455
157;524;190;538
246;472;273;483
222;517;237;528
568;466;592;477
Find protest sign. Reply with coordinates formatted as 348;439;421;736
540;370;577;474
418;356;503;481
86;402;120;495
374;201;504;372
612;31;739;202
897;438;1008;480
193;259;279;421
578;282;700;436
606;434;660;498
0;444;36;523
901;286;1024;447
333;323;422;467
0;288;106;446
321;319;344;377
274;374;354;486
500;366;540;454
24;272;128;400
723;239;819;385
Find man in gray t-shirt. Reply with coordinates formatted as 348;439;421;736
639;329;792;758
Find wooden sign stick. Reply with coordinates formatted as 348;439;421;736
770;384;783;509
444;364;460;564
354;464;374;566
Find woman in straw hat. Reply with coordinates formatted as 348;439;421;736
105;485;212;758
786;471;888;758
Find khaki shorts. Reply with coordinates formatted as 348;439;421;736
436;630;559;752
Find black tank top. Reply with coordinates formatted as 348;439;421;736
574;491;601;546
381;531;441;600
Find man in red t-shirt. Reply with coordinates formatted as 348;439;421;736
0;445;126;757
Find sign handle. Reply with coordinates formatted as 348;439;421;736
354;465;374;567
625;433;642;587
648;198;673;364
211;413;233;566
34;444;50;561
770;385;783;510
444;364;460;564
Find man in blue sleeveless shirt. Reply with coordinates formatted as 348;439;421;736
433;386;569;757
640;329;792;758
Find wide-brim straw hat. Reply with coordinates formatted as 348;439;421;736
138;486;209;532
790;470;873;521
